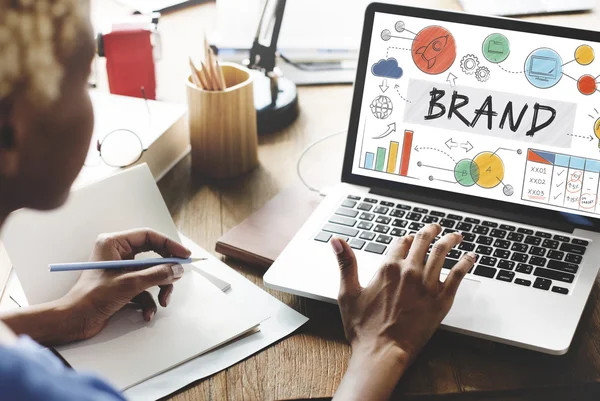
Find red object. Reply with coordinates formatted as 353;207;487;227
400;130;413;176
577;74;597;96
102;29;156;99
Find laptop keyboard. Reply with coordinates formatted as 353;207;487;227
314;195;591;296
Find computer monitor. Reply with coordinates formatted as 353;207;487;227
342;3;600;231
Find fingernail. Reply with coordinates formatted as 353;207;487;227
149;310;155;321
330;238;344;255
171;264;184;278
165;291;172;306
467;252;477;260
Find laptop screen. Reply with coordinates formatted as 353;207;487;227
350;8;600;222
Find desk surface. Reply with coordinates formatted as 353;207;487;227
90;1;600;400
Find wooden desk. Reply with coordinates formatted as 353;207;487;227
90;1;600;400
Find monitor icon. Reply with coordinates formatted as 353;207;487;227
529;55;558;81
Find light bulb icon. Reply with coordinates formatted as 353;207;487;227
595;118;600;149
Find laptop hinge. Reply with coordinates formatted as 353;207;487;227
370;186;575;233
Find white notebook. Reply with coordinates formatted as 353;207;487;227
1;164;264;390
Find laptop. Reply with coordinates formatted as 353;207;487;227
264;3;600;355
459;0;594;17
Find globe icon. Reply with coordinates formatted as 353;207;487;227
370;95;393;119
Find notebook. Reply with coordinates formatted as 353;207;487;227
1;164;265;390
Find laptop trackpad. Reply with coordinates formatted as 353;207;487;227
443;277;481;325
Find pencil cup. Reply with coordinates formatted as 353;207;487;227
186;62;259;178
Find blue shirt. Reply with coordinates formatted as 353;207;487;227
0;336;125;401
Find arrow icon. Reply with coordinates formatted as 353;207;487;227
446;72;457;87
372;122;396;139
567;133;595;142
414;145;420;152
445;138;457;149
380;79;389;93
460;141;473;152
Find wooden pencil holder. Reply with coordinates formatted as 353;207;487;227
186;63;259;179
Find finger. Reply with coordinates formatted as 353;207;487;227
442;252;477;299
158;284;174;307
132;291;157;322
108;229;191;259
122;263;184;295
385;235;414;263
407;224;442;264
331;237;361;299
423;232;463;285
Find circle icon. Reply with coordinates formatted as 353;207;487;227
381;29;392;41
577;74;597;95
454;159;479;187
411;26;456;75
482;33;510;63
503;185;515;197
575;45;595;65
395;21;405;33
369;95;393;119
473;152;504;188
524;48;563;89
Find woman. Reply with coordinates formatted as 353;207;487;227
0;1;475;400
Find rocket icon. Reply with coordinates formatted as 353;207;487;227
415;35;449;70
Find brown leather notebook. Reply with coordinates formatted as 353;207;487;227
215;185;322;270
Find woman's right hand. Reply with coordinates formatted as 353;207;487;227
331;223;476;401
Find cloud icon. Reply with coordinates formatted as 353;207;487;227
371;58;403;79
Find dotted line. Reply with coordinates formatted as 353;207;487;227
394;87;412;103
568;133;592;140
497;64;523;74
386;46;411;58
418;146;457;163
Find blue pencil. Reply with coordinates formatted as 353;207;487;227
49;257;206;272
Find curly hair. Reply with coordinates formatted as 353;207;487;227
0;0;90;107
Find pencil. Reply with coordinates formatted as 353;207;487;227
206;48;221;91
216;59;227;90
49;257;207;272
188;57;203;88
200;61;215;91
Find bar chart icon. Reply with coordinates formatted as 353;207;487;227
363;130;413;177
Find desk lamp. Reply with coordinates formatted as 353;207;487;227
245;0;299;134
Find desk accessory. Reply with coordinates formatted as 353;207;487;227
49;257;206;272
186;62;259;178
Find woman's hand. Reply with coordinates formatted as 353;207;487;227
331;224;476;401
0;229;191;346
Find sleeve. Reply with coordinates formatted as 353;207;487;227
0;336;126;401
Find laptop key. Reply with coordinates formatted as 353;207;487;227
565;253;582;264
376;235;393;244
533;277;552;290
395;204;411;210
559;243;586;255
458;242;476;251
572;239;589;246
473;226;489;235
507;232;524;242
516;263;533;274
376;216;391;224
447;214;463;221
374;206;389;215
547;260;578;274
392;219;408;228
390;209;405;218
440;219;456;228
442;229;457;236
406;213;422;221
496;270;515;282
349;239;366;250
542;239;559;249
490;229;507;239
365;242;386;254
360;213;376;223
552;286;569;295
474;265;497;278
374;225;390;234
465;217;480;224
336;207;359;218
482;221;498;228
534;268;574;283
511;252;528;262
341;199;357;208
547;250;564;260
413;207;428;214
347;195;361;200
422;215;439;223
480;256;497;267
357;203;373;211
364;198;378;204
554;235;570;242
498;260;515;270
357;221;373;230
430;211;445;217
390;228;406;237
494;239;510;249
380;201;394;207
517;228;534;235
409;222;425;231
475;245;493;255
456;222;473;231
511;243;528;253
462;233;476;242
314;232;332;243
529;246;546;257
359;231;376;241
515;278;531;287
529;256;547;267
323;224;359;237
476;236;493;245
329;215;357;227
499;224;516;231
448;249;462;259
524;236;542;246
332;235;349;242
535;231;552;239
493;249;510;259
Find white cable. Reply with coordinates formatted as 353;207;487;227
296;130;346;195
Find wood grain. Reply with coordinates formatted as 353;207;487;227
90;1;600;400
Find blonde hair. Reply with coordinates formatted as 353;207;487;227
0;0;90;106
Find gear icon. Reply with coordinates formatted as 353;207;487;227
475;66;490;82
460;54;479;75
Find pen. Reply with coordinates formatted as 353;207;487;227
49;257;206;272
